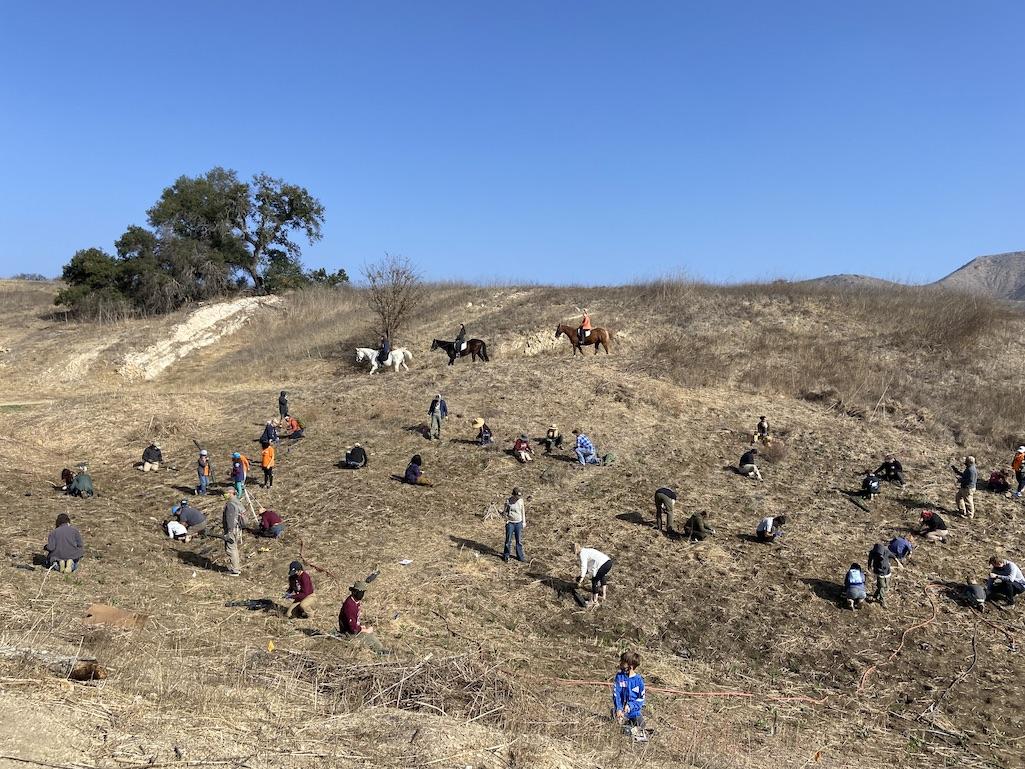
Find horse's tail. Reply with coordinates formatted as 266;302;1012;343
402;349;413;362
606;328;613;345
480;342;489;362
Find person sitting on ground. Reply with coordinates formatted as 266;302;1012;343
987;555;1025;606
454;323;467;351
471;418;493;446
862;469;881;501
875;454;906;488
1013;446;1025;498
654;487;677;537
573;429;600;465
339;580;386;653
195;449;212;495
260;440;275;488
965;575;988;611
59;468;75;492
513;434;533;463
260;420;279;446
541;423;563;453
67;466;94;498
843;562;867;610
283;415;304;440
952;455;977;519
888;535;913;569
987;469;1011;493
342;443;369;469
683;511;715;541
917;510;949;543
738;447;762;481
403;454;432;486
172;499;207;542
574;542;613;608
376;335;390;364
285;561;316;618
44;513;84;573
755;514;786;542
867;542;892;607
254;506;284;538
278;390;289;420
612;650;647;742
755;416;770;444
140;442;163;472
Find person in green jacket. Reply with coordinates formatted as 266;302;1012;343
68;466;94;497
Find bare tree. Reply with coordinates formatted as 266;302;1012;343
363;254;424;339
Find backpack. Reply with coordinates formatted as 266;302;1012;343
240;455;251;474
601;452;617;466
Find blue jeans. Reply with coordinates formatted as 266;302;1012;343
575;448;598;465
266;524;285;538
197;473;209;494
503;522;524;561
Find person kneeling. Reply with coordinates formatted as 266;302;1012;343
843;563;867;610
683;511;715;541
255;506;285;538
44;514;84;573
342;443;368;469
285;561;317;618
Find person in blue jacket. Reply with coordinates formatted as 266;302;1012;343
377;335;390;364
844;562;867;610
612;650;647;740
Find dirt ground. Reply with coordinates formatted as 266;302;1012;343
1;280;1023;769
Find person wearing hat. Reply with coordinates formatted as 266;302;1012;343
67;465;94;498
140;442;163;472
917;510;949;543
427;393;448;440
221;488;245;576
339;580;386;653
952;456;977;518
43;513;85;573
875;454;906;488
755;416;769;444
172;499;207;542
502;487;527;562
541;423;563;454
738;447;762;481
1012;446;1025;498
472;418;493;446
285;561;317;618
195;449;212;495
254;506;285;538
229;452;246;498
278;390;289;420
513;434;533;463
342;442;369;469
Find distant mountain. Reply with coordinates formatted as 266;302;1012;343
797;274;901;290
933;251;1025;300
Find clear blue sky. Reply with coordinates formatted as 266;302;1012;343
1;2;1021;284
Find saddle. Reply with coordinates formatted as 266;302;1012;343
457;340;467;352
578;327;591;340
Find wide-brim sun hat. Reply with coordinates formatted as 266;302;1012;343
471;418;485;429
351;580;368;593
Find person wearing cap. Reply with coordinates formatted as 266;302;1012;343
229;453;246;498
339;580;386;653
653;487;677;537
502;487;527;562
541;423;563;454
260;440;275;488
572;429;599;465
472;418;493;446
428;394;448;440
342;443;369;469
513;434;533;463
875;454;905;488
574;543;613;607
1012;446;1025;498
140;442;163;472
260;420;279;446
67;466;94;497
987;555;1025;606
285;561;317;618
254;506;284;538
952;456;977;518
755;416;769;444
222;488;245;576
917;510;948;543
195;449;212;495
43;513;84;573
172;499;207;542
278;391;289;420
738;447;762;481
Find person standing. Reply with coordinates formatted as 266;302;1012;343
574;543;613;608
339;580;386;653
195;449;212;495
502;487;527;563
654;487;677;537
952;456;977;518
222;489;245;577
428;394;448;440
278;391;289;420
1012;446;1025;498
867;542;892;607
229;453;246;498
285;561;317;618
261;441;275;488
43;513;85;573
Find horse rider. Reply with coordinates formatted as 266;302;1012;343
455;324;466;352
377;335;390;364
578;309;592;342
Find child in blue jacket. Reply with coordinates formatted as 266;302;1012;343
612;650;647;740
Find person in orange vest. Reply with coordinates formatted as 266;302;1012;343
261;440;275;488
1012;446;1025;498
195;449;212;495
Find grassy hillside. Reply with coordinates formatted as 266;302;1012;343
1;279;1024;769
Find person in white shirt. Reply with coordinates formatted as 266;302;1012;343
755;514;786;543
987;555;1025;605
574;543;614;608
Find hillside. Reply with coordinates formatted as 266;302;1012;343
934;251;1025;300
2;279;1025;769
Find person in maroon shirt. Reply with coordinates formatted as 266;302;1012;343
338;581;386;653
285;561;317;618
256;507;285;538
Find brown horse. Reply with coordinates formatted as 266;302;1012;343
431;338;490;365
555;324;612;355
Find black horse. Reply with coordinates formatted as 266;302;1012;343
431;338;490;365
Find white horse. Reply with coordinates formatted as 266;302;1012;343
355;347;413;374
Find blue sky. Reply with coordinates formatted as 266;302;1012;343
1;2;1021;284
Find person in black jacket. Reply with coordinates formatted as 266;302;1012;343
917;510;949;543
862;470;881;501
140;442;163;472
867;542;892;607
875;455;905;488
342;443;368;469
278;391;289;419
738;448;762;481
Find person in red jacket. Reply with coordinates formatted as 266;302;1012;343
338;580;386;653
285;561;316;618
